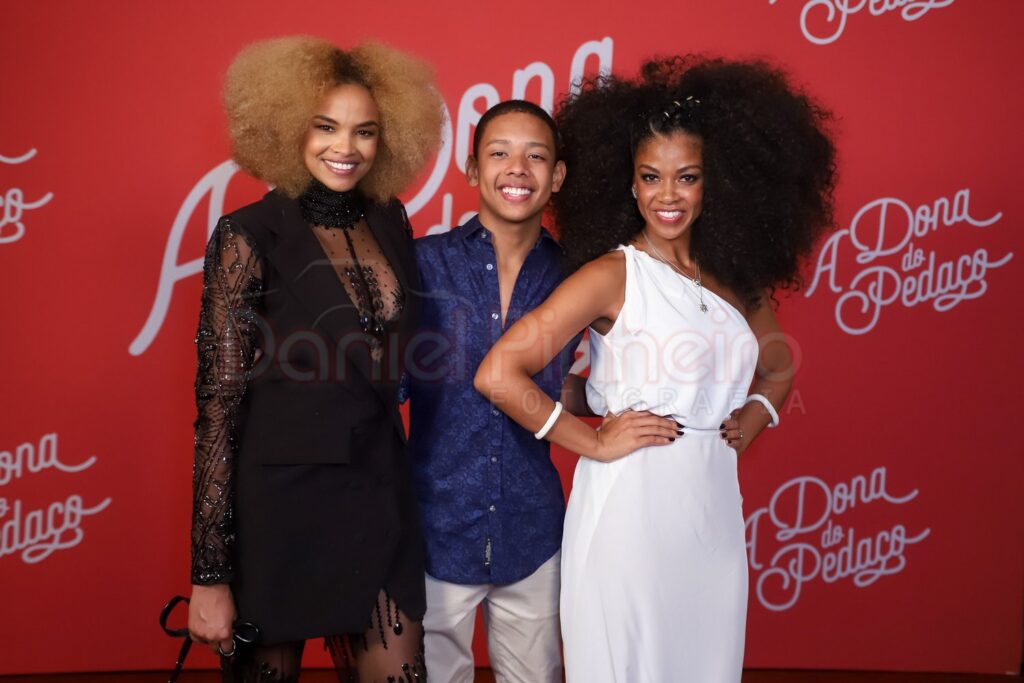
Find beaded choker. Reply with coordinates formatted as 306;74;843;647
299;179;366;229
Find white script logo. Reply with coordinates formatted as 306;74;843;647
805;188;1010;335
746;466;930;611
769;0;955;45
0;148;54;245
0;433;112;564
130;38;614;356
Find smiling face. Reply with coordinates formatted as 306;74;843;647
467;111;566;232
632;130;704;241
303;83;380;192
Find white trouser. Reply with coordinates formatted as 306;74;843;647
423;551;562;683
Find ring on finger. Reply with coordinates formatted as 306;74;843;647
218;641;236;657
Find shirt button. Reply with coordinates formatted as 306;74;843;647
491;456;498;463
486;263;494;271
491;312;499;320
489;504;496;512
491;408;500;416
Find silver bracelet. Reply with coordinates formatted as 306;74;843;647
534;401;564;440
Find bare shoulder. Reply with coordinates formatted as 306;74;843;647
567;249;626;290
549;249;627;331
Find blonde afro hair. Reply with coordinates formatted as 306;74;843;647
223;36;443;202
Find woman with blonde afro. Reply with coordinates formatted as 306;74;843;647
187;36;442;682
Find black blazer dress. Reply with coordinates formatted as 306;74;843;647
189;189;425;645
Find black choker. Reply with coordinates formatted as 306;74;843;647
299;180;366;229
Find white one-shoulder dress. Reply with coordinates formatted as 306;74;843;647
561;245;758;682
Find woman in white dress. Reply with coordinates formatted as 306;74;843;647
474;57;836;681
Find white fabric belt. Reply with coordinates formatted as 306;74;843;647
679;426;724;436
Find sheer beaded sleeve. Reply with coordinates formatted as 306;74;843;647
190;217;263;585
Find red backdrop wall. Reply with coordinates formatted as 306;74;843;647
1;0;1021;675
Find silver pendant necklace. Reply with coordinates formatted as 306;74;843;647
641;230;708;313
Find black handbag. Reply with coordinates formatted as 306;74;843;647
159;595;261;682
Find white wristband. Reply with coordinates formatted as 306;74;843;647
534;401;564;440
744;394;779;428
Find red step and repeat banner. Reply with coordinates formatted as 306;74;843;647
1;0;1021;676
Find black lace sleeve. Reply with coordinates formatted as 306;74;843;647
190;217;262;585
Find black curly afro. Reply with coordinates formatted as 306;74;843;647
553;56;837;308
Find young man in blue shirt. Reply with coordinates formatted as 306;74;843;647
406;101;575;682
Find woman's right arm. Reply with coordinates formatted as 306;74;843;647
188;217;262;653
475;252;679;461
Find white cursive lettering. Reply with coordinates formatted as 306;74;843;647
0;148;53;245
0;433;97;486
769;0;956;45
806;188;1011;335
746;466;929;611
0;495;113;564
129;160;240;355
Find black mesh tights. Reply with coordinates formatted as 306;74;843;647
221;591;426;682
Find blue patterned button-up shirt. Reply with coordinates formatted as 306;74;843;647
406;216;578;585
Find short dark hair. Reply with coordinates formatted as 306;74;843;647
471;99;560;160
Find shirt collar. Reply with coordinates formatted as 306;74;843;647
460;214;562;253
